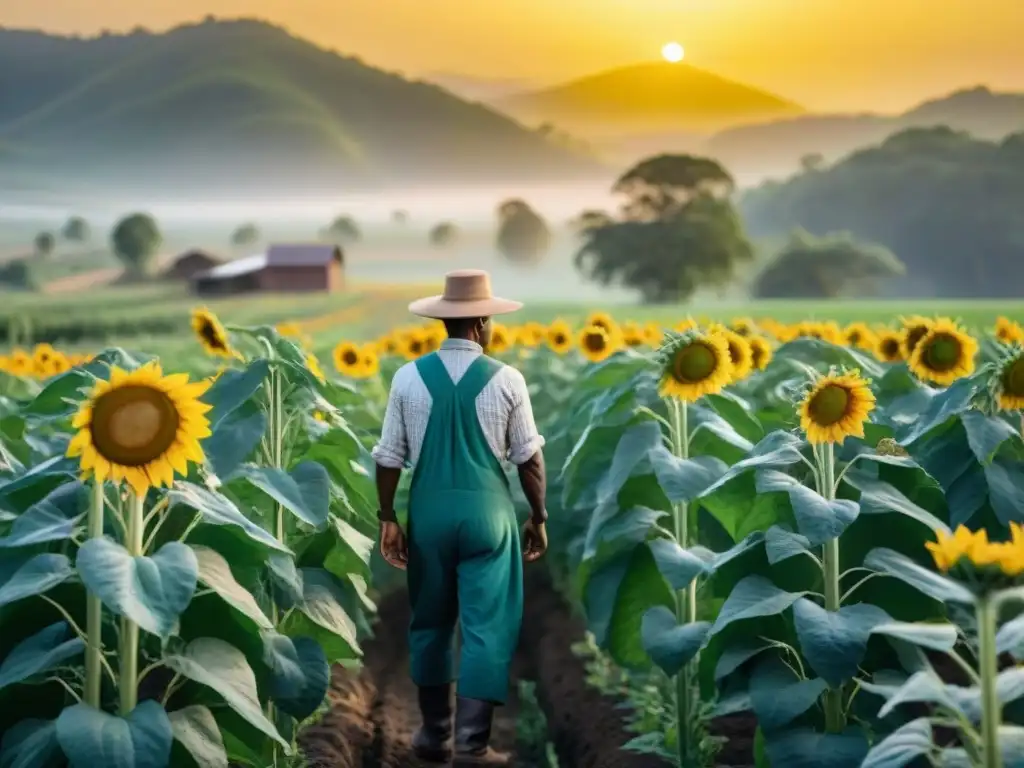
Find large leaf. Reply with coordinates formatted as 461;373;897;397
202;359;271;428
647;539;711;590
237;462;330;529
190;545;272;630
164;638;288;750
168;482;291;554
762;727;869;768
0;718;61;768
863;548;975;604
56;701;173;768
639;606;710;676
0;621;84;690
791;599;890;686
764;525;812;564
756;470;859;545
280;568;361;663
168;705;228;768
710;576;807;636
302;426;377;519
871;622;959;653
650;450;729;505
0;481;87;549
698;431;806;499
748;655;828;732
204;406;266;481
595;421;664;504
860;670;965;720
842;468;950;534
262;633;331;720
0;552;74;608
77;539;198;639
861;718;933;768
322;517;375;580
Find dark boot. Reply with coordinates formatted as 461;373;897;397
453;696;511;766
411;683;453;762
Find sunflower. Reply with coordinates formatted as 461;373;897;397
749;336;773;371
487;324;512;355
995;346;1024;410
333;341;365;376
643;322;664;347
578;325;614;364
519;322;546;348
377;333;399;357
4;349;33;377
798;370;876;444
546;321;573;355
32;343;56;372
995;316;1024;345
843;322;876;351
907;319;978;386
66;362;212;496
357;345;380;378
585;311;617;336
899;316;933;359
657;330;733;402
306;353;326;383
875;331;905;362
709;324;753;381
674;318;697;333
730;317;756;337
621;321;646;347
422;324;445;353
191;308;234;358
399;330;428;360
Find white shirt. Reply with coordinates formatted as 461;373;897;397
371;338;545;469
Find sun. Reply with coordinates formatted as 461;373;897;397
662;42;684;63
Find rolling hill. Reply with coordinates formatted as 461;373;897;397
0;19;603;195
704;86;1024;180
494;62;805;136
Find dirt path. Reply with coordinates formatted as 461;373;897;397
301;574;749;768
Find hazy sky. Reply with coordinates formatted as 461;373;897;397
3;0;1023;112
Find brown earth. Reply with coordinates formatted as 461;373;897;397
300;572;756;767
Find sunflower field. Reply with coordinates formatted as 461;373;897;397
2;307;1024;767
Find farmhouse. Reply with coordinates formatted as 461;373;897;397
164;250;223;281
191;244;344;296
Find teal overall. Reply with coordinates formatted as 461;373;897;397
406;350;524;705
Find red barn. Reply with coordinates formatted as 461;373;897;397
191;244;344;296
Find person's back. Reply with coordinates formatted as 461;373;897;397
372;270;548;766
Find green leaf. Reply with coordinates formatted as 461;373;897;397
77;539;198;639
205;406;266;481
997;614;1024;658
756;470;859;545
861;717;932;768
596;421;664;503
649;450;728;505
961;410;1019;464
280;568;360;663
190;545;272;631
323;517;375;580
0;456;78;513
0;718;60;768
203;359;271;429
237;462;330;529
168;705;228;768
860;670;964;719
748;655;828;731
647;539;710;590
714;639;773;681
302;426;377;519
0;621;84;690
764;525;812;564
164;637;289;750
710;576;808;636
0;552;74;608
705;392;765;444
0;481;87;549
56;700;173;768
169;482;292;554
984;457;1024;527
762;727;869;768
687;410;755;465
842;469;950;534
639;606;710;676
863;548;975;604
792;599;890;686
21;369;93;419
267;553;304;609
871;622;958;653
262;633;331;720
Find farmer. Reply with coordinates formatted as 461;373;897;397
371;269;549;766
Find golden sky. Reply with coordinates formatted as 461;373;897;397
6;0;1023;112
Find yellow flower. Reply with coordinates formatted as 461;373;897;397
622;321;646;348
399;330;428;360
585;311;617;338
710;325;753;381
357;345;380;379
875;330;905;362
66;362;212;496
643;322;664;347
191;307;235;358
4;348;33;377
798;370;876;444
749;336;773;371
926;526;986;572
377;333;399;357
519;322;546;348
658;330;733;402
545;320;573;355
900;316;934;359
995;316;1024;344
926;525;1024;577
306;353;326;383
487;324;512;355
996;347;1024;411
730;317;756;337
422;324;445;353
844;322;876;351
907;319;978;386
578;325;615;364
333;341;364;376
674;318;697;333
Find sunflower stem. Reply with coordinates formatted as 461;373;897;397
84;480;106;708
977;594;1002;768
266;366;286;743
668;397;698;767
819;442;845;733
119;492;144;716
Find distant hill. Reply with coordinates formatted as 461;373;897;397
0;19;603;195
705;86;1024;180
427;72;545;102
494;62;805;136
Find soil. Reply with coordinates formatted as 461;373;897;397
299;571;757;768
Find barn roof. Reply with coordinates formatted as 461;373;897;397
266;244;342;266
195;254;267;280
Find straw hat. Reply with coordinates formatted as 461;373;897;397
408;269;523;319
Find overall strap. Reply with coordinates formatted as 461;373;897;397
456;354;505;400
414;352;456;400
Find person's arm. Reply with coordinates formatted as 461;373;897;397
371;378;409;567
506;369;547;523
376;464;402;523
516;451;547;524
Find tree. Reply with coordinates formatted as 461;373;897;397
753;229;905;299
111;213;161;276
34;232;55;259
392;209;409;224
429;222;459;248
0;259;36;291
231;222;260;247
800;153;826;173
322;215;361;244
574;154;754;302
569;209;613;235
495;199;550;263
62;216;90;242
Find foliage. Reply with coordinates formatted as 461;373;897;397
34;232;55;259
753;229;905;299
495;199;551;263
111;213;162;276
321;216;361;244
742;126;1024;298
0;259;36;292
428;221;459;248
574;154;755;302
61;217;90;243
231;223;260;247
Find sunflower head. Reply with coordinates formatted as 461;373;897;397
991;344;1024;411
546;320;573;354
643;322;664;347
66;362;212;496
995;316;1024;345
674;318;697;334
875;331;904;362
656;330;733;402
191;307;234;358
907;319;978;386
749;336;773;371
333;341;364;376
399;330;428;360
730;317;756;337
585;311;617;336
899;316;934;358
378;334;399;356
578;325;614;363
708;324;753;381
798;368;876;444
622;321;646;347
843;322;876;350
487;324;512;355
348;345;380;379
306;353;326;383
